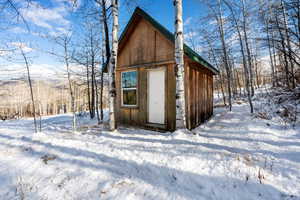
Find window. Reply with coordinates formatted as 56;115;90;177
121;71;137;106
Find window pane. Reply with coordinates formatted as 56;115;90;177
122;71;137;88
123;89;137;105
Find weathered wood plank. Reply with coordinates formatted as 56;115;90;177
118;18;174;68
211;77;213;115
138;67;147;124
211;76;214;116
204;73;207;120
185;63;190;130
205;73;208;120
189;68;193;128
189;66;194;129
192;68;196;128
201;72;205;123
167;64;176;131
122;108;130;124
115;71;121;122
210;75;212;116
196;69;199;126
130;109;139;125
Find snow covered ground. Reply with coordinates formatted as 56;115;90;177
0;92;299;199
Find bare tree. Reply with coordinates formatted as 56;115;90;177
224;0;253;112
213;0;233;111
0;0;31;31
262;0;277;87
19;47;38;133
259;0;299;89
281;0;295;88
64;36;77;132
241;0;255;96
99;0;111;68
51;34;77;132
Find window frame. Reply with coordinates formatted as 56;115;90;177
121;70;138;107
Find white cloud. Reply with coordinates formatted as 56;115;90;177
259;55;271;73
55;27;69;35
20;2;70;30
185;31;198;40
227;32;240;46
10;42;33;53
52;0;82;11
9;27;27;34
184;17;192;26
29;63;63;76
0;63;64;80
209;19;218;26
47;28;71;37
0;50;10;57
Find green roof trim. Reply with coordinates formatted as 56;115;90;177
119;7;219;75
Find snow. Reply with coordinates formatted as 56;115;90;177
0;93;299;199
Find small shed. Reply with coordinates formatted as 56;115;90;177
115;7;219;131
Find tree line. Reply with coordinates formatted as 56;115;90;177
193;0;299;113
0;79;109;121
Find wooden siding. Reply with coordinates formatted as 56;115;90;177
118;18;174;69
116;15;214;131
116;64;176;131
185;64;214;130
116;17;177;131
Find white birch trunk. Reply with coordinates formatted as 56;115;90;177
108;0;119;131
174;0;186;129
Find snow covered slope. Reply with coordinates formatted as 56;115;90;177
0;102;299;199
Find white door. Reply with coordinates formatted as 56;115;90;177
148;68;165;124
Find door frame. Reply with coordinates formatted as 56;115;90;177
146;66;167;125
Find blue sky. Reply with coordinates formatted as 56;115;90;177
119;0;207;32
1;0;208;79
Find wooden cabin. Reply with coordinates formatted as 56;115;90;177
115;7;219;131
